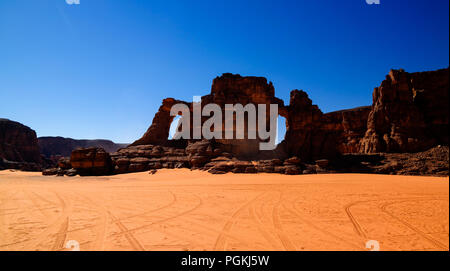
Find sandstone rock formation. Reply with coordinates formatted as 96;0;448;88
70;147;113;176
280;91;372;161
130;98;189;146
129;74;386;162
323;106;371;153
360;68;449;153
0;118;43;171
46;67;449;177
333;145;449;177
131;74;286;159
282;90;338;161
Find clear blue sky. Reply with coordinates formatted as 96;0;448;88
0;0;448;143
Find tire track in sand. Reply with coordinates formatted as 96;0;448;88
1;190;70;250
65;192;110;251
344;201;369;239
108;211;145;251
51;217;69;251
286;196;362;250
344;196;448;241
248;192;286;250
120;190;177;221
48;192;71;251
26;191;55;218
214;192;266;251
111;194;203;238
379;199;448;250
272;192;296;251
0;190;24;247
61;190;176;250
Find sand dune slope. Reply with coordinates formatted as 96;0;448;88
0;169;448;251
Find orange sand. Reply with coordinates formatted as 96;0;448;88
0;169;448;251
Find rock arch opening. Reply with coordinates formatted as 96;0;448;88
168;115;181;140
276;115;287;145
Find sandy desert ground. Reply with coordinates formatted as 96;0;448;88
0;169;448;251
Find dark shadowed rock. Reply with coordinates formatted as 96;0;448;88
70;147;112;176
0;119;42;170
284;157;301;165
334;145;449;176
360;68;449;153
284;90;338;161
284;166;301;175
323;106;371;153
42;168;59;176
316;159;329;168
65;169;78;177
58;157;71;170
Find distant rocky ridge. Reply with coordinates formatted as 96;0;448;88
38;137;128;158
0;119;127;171
44;67;448;177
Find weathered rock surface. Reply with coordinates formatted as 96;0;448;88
110;144;189;174
0;118;44;171
130;98;189;146
42;168;60;176
70;147;112;176
360;68;449;153
333;145;449;177
323;106;371;153
42;167;78;177
131;74;286;159
283;90;338;161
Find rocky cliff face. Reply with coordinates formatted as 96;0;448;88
206;74;287;158
360;68;449;153
38;136;128;158
0;118;43;170
283;90;337;161
323;106;371;154
277;91;371;161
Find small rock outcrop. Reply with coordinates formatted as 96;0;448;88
70;147;113;176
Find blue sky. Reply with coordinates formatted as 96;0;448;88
0;0;448;143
